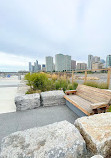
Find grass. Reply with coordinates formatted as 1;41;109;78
84;81;108;89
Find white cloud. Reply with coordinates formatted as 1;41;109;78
0;51;45;71
0;0;111;71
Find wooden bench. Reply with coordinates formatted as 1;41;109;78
64;84;111;116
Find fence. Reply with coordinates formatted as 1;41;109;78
52;68;111;89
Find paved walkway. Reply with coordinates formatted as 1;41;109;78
0;87;17;114
0;105;78;149
0;77;20;114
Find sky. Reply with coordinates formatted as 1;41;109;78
0;0;111;71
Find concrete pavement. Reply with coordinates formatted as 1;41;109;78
0;105;78;149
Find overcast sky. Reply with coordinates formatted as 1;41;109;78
0;0;111;71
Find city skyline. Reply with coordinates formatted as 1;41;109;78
0;0;111;71
1;52;111;72
29;53;111;72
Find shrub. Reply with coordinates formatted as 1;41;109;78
84;81;108;89
24;73;38;88
67;84;73;90
24;73;78;93
55;79;68;91
33;73;49;91
72;82;78;89
51;74;58;81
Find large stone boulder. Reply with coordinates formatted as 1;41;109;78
15;93;40;111
0;121;86;158
75;113;111;158
41;90;65;107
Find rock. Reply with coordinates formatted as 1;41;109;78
0;121;86;158
15;93;40;111
91;155;103;158
41;90;66;107
75;113;111;158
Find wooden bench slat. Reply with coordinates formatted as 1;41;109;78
77;90;109;103
77;85;111;97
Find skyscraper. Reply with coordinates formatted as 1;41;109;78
38;64;41;71
88;55;101;70
76;63;87;70
29;62;32;72
42;64;46;72
46;56;53;72
64;55;71;71
93;56;100;63
34;60;39;72
55;54;71;71
55;54;64;72
88;55;93;70
106;55;111;68
71;60;76;70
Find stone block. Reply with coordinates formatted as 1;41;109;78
75;113;111;157
1;121;86;158
15;93;40;111
41;90;65;107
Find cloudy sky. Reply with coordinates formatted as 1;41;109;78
0;0;111;71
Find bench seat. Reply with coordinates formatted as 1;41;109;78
64;84;111;116
64;95;92;116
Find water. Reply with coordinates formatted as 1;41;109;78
0;76;20;114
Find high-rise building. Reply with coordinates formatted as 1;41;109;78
46;56;53;72
88;55;101;70
29;60;40;72
64;55;71;71
29;62;32;72
92;62;103;70
31;65;35;72
88;55;93;70
93;56;100;63
55;54;71;71
106;55;111;68
55;54;64;72
42;64;46;72
76;63;87;70
38;64;41;71
71;60;76;70
34;60;39;72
